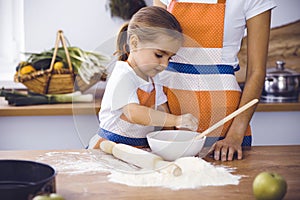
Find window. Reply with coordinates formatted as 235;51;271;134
0;0;25;88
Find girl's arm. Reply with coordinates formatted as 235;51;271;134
157;102;170;113
153;0;167;8
156;102;174;130
122;103;198;131
212;10;272;161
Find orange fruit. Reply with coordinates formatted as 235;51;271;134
53;61;64;70
20;65;35;74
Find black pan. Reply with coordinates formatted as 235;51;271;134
0;160;56;200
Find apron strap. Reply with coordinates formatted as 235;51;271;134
166;63;237;74
98;128;149;147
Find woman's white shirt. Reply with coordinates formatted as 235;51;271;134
159;0;276;66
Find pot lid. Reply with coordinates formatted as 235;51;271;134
267;61;300;77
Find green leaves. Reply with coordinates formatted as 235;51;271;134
1;88;93;106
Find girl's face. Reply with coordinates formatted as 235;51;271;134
128;35;182;81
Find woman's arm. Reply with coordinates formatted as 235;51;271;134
122;103;198;130
212;10;272;161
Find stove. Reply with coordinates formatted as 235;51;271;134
239;82;300;103
260;95;299;103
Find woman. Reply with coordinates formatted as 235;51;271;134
154;0;276;161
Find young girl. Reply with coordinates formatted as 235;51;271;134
89;6;198;148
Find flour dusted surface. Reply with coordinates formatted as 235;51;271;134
108;157;241;190
37;150;241;190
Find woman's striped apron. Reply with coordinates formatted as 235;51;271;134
161;0;251;147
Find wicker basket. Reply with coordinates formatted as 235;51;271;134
14;30;107;94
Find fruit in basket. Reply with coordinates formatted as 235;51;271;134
253;171;287;200
32;58;63;70
53;61;65;70
15;61;28;71
20;65;36;74
22;46;108;84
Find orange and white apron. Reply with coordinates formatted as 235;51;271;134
161;0;251;146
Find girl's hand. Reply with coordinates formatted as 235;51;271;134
176;113;199;131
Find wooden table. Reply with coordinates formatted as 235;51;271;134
0;146;299;200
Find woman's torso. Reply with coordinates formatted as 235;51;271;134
160;0;276;67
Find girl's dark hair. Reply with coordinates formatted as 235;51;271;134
115;6;183;61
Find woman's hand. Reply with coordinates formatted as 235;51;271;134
209;135;243;161
176;113;199;131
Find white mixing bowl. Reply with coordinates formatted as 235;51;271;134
146;130;206;161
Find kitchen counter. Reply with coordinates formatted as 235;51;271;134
0;145;299;200
0;97;100;116
1;96;300;116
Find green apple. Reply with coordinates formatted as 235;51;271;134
32;193;65;200
49;193;65;200
253;172;287;200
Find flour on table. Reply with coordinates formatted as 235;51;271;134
108;157;241;190
36;150;139;174
37;150;241;190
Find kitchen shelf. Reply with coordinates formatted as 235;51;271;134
256;100;300;112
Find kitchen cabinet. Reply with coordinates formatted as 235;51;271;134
251;111;300;146
0;98;100;150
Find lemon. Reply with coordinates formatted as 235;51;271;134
20;65;35;74
53;61;64;70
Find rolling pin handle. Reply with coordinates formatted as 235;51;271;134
100;140;116;154
154;160;182;176
100;140;182;176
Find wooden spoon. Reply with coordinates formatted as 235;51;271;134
194;99;259;140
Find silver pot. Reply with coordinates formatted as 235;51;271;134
261;61;300;102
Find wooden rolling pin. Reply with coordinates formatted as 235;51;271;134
100;140;182;176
